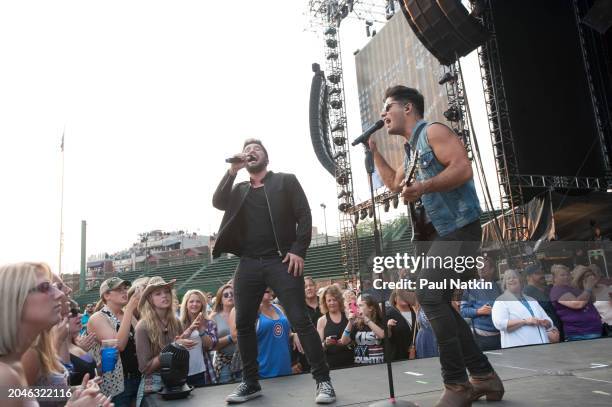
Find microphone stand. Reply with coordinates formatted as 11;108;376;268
361;144;417;407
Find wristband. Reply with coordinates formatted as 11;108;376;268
343;328;351;336
226;334;233;344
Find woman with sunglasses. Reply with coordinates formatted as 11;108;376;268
210;284;239;384
88;277;141;407
0;262;112;407
178;289;218;387
67;304;97;386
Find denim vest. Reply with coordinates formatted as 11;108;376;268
404;120;481;236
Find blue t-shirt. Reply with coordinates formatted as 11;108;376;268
256;305;292;378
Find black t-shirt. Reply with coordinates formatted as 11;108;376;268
305;303;322;325
239;186;278;257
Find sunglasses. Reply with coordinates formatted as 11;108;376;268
382;101;407;113
223;292;234;299
29;281;59;295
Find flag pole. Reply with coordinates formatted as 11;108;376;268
58;130;65;275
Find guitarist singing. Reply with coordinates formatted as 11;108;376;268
368;86;504;407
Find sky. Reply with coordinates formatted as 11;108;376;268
0;1;498;275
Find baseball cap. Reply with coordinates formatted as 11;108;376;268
99;277;131;297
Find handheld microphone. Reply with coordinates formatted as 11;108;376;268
351;119;384;146
225;155;256;164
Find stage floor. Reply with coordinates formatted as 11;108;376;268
150;337;612;406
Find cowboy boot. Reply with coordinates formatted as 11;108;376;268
469;371;504;401
433;381;473;407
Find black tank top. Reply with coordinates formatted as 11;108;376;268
69;353;97;386
323;313;354;368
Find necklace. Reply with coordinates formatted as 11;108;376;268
155;311;169;334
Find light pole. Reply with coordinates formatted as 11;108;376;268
320;203;328;245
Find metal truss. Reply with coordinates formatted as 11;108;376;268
477;0;529;242
509;174;604;190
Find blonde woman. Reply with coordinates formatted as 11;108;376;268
179;289;218;387
0;262;112;407
88;276;141;407
550;264;602;341
134;277;186;406
209;284;239;384
316;285;353;369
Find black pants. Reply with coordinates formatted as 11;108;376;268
233;257;330;384
415;220;493;384
474;333;501;352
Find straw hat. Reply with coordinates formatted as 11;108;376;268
127;276;151;300
572;265;594;288
138;276;176;309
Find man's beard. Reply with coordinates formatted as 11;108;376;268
246;160;267;174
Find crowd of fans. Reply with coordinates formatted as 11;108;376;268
1;258;610;406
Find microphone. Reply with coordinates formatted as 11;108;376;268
351;120;384;146
225;155;256;164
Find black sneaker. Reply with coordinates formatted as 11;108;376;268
225;381;262;404
315;380;336;404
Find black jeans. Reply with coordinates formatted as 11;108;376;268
415;220;493;384
233;257;330;384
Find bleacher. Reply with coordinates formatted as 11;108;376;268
73;224;414;304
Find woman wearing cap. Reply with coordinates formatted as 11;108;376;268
178;289;218;387
88;276;141;407
134;277;187;406
67;302;97;386
492;269;558;348
210;284;240;384
550;264;602;341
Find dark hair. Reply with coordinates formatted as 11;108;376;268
359;294;384;327
384;85;425;117
243;138;268;160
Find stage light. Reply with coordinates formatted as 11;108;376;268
327;52;338;60
329;88;341;96
330;99;342;109
338;202;351;212
324;27;337;36
360;208;368;220
331;123;344;132
384;199;390;212
336;171;349;185
338;190;350;199
328;74;341;84
438;72;458;85
311;63;321;73
392;195;399;209
333;151;346;160
159;343;193;400
326;39;337;48
365;20;373;37
333;136;346;146
443;105;462;122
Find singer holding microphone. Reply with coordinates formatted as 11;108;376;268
367;86;503;407
212;139;336;404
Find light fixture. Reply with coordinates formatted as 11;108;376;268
392;195;399;209
333;136;346;146
384;199;390;212
443;105;462;122
360;208;368;220
438;71;458;85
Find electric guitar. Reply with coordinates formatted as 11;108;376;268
401;151;429;242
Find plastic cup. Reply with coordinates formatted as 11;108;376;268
101;339;119;373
